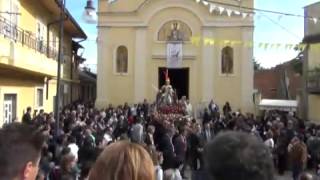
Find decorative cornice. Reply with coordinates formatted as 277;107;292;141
98;0;150;14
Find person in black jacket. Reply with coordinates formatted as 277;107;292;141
158;127;176;170
202;108;211;126
22;106;32;124
189;123;206;180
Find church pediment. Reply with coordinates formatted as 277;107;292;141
98;0;253;27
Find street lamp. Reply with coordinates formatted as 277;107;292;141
82;0;97;24
55;0;96;138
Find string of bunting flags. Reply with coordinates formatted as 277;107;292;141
190;36;320;51
193;0;320;24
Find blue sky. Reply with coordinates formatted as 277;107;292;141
67;0;320;72
254;0;319;68
66;0;98;72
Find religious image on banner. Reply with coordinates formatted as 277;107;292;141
167;43;183;68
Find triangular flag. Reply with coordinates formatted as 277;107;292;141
234;11;241;15
258;43;264;48
226;9;233;17
270;44;275;49
209;3;216;13
204;38;212;46
209;39;215;45
298;44;307;51
218;7;225;15
276;43;281;49
190;36;201;46
285;44;293;50
202;0;209;6
312;17;318;24
244;41;253;48
224;40;231;45
242;12;248;19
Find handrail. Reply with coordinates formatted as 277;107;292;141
0;16;58;60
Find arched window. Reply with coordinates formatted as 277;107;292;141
158;20;192;41
221;46;234;74
116;46;128;73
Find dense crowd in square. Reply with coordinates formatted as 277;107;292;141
0;97;319;180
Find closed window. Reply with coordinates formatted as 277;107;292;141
221;46;234;74
116;46;128;73
36;88;44;107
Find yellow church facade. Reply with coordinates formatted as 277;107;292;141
96;0;254;113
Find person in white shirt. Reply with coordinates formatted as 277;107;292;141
131;104;138;117
131;118;144;144
163;159;183;180
264;131;274;150
108;113;118;127
67;136;79;161
104;126;113;145
150;149;164;180
164;168;182;180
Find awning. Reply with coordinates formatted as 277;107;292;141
259;99;298;112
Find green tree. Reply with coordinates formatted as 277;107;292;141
253;58;263;71
291;58;302;75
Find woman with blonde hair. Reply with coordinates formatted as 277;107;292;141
89;141;155;180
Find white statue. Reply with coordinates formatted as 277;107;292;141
161;79;174;105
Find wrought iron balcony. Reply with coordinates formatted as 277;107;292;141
308;70;320;94
0;16;58;60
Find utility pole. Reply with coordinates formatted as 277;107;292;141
55;0;65;138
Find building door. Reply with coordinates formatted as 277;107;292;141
3;94;17;124
158;68;189;99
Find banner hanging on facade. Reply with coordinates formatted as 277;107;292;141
167;43;183;68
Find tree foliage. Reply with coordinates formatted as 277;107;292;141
253;59;263;71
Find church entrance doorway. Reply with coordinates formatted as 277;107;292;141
158;67;189;99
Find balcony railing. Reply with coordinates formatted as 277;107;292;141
308;70;320;94
0;16;58;60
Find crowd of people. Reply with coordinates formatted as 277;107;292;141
0;98;319;180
